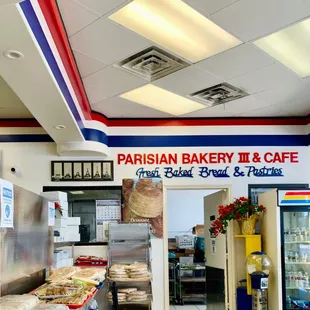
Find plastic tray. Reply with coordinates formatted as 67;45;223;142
67;289;97;309
75;261;107;266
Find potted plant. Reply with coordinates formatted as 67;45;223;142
211;197;265;237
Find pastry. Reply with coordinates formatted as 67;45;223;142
118;288;138;294
129;182;163;218
127;263;148;269
47;267;78;282
128;291;146;296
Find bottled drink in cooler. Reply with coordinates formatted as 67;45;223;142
286;296;291;308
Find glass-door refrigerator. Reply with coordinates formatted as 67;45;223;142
279;190;310;309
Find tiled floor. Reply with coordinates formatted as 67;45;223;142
169;306;206;310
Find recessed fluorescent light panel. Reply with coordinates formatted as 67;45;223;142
255;18;310;77
120;84;205;116
109;0;241;63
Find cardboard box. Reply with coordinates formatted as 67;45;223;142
67;233;80;242
67;225;79;234
55;218;67;228
193;225;204;237
41;191;67;202
67;217;81;226
185;249;196;254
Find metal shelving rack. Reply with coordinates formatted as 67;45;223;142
169;260;179;304
178;264;206;305
108;223;152;310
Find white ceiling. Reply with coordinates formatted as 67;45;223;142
0;75;33;118
58;0;310;118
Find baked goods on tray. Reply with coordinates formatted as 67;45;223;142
108;263;151;282
47;267;79;283
71;267;106;286
107;289;149;303
48;293;87;305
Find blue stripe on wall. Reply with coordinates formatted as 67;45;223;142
108;134;308;147
0;134;53;143
0;133;307;146
19;1;84;131
81;128;108;146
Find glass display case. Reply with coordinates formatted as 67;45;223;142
281;208;310;309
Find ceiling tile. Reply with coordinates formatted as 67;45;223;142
83;66;146;104
0;107;33;118
185;95;269;117
91;96;171;118
57;0;99;37
182;104;234;118
228;63;301;94
153;65;223;95
254;79;310;116
237;104;295;117
74;0;128;16
254;79;310;105
73;50;107;78
221;95;270;113
210;0;310;41
70;18;152;65
197;43;275;80
183;0;238;16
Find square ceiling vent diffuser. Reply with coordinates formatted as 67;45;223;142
189;83;249;107
115;46;189;81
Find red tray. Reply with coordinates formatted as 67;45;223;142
75;261;108;267
29;288;98;309
67;289;98;309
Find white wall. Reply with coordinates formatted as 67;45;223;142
167;189;217;237
0;140;309;310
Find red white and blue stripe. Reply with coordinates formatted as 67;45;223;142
2;0;307;148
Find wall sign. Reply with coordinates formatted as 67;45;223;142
117;151;299;180
0;179;14;228
51;161;114;181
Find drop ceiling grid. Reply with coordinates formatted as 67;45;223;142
58;0;310;118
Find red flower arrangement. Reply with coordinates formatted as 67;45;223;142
211;197;265;237
54;202;63;217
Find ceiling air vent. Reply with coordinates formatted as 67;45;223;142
115;47;189;82
189;83;249;107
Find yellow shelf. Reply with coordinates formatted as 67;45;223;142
235;234;261;295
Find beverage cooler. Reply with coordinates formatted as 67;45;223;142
279;190;310;309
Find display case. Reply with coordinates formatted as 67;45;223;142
107;223;152;310
282;210;310;309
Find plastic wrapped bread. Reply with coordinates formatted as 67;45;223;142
0;294;39;310
32;305;69;309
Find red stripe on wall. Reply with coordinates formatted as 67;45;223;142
0;119;41;127
285;192;310;196
106;117;308;127
37;0;96;122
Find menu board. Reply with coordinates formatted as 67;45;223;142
96;200;121;241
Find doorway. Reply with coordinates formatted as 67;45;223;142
165;187;231;310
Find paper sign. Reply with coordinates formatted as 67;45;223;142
0;180;14;228
211;238;216;255
48;202;55;226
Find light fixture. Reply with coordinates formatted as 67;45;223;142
4;50;24;60
109;0;241;63
69;191;84;195
120;84;205;116
254;18;310;77
54;125;66;130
